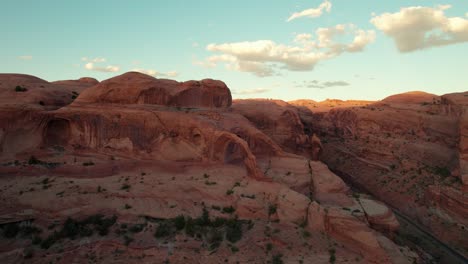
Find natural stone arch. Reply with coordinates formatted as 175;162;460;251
213;133;248;165
212;132;264;179
44;118;71;147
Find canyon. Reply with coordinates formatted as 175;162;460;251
0;72;465;263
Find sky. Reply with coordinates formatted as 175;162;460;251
1;0;468;101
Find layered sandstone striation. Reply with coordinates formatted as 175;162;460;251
290;91;468;256
0;73;414;263
75;72;232;108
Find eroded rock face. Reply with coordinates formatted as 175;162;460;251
232;99;313;156
292;91;468;256
0;74;95;110
0;73;414;263
75;72;232;108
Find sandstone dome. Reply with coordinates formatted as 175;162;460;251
382;91;439;104
74;71;232;108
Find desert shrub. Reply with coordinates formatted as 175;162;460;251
225;218;243;243
184;217;195;237
206;228;223;250
173;215;186;231
268;204;277;216
266;242;273;251
28;156;41;165
154;222;173;238
40;232;59;249
2;223;20;238
222;206;235;214
434;166;450;178
329;248;336;263
272;254;284;264
15;85;28;92
129;224;144;233
123;235;133;246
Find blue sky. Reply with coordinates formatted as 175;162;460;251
1;0;467;101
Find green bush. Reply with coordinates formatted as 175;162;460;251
2;223;20;238
154;222;173;238
225;218;243;243
15;85;27;92
329;248;336;263
129;224;144;233
28;156;41;165
222;206;235;214
268;204;277;216
173;215;186;231
272;254;284;264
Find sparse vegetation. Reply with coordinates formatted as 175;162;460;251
222;206;235;214
272;253;284;264
82;161;95;166
15;85;28;92
329;248;336;263
266;242;273;251
39;214;117;249
268;204;277;216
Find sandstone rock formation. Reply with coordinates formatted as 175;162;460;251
75;72;232;108
290;91;468;257
0;73;416;263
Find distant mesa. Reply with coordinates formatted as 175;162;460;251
381;91;440;104
75;71;232;108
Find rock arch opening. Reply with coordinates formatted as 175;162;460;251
44;119;70;147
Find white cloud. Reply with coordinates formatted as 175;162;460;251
18;55;32;60
132;68;160;76
166;71;179;77
371;5;468;52
296;80;350;89
201;24;375;77
85;62;120;72
132;68;179;78
287;0;332;22
232;87;270;95
82;57;106;63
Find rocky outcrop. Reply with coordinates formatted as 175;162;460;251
0;73;414;263
293;91;468;256
75;72;232;108
0;74;95;110
232;99;314;157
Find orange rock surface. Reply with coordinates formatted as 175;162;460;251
0;73;418;263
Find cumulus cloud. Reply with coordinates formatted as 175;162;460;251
371;5;468;52
81;57;120;72
287;0;332;22
232;87;270;95
132;68;179;78
200;24;375;77
85;62;120;72
296;80;350;89
18;55;32;60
